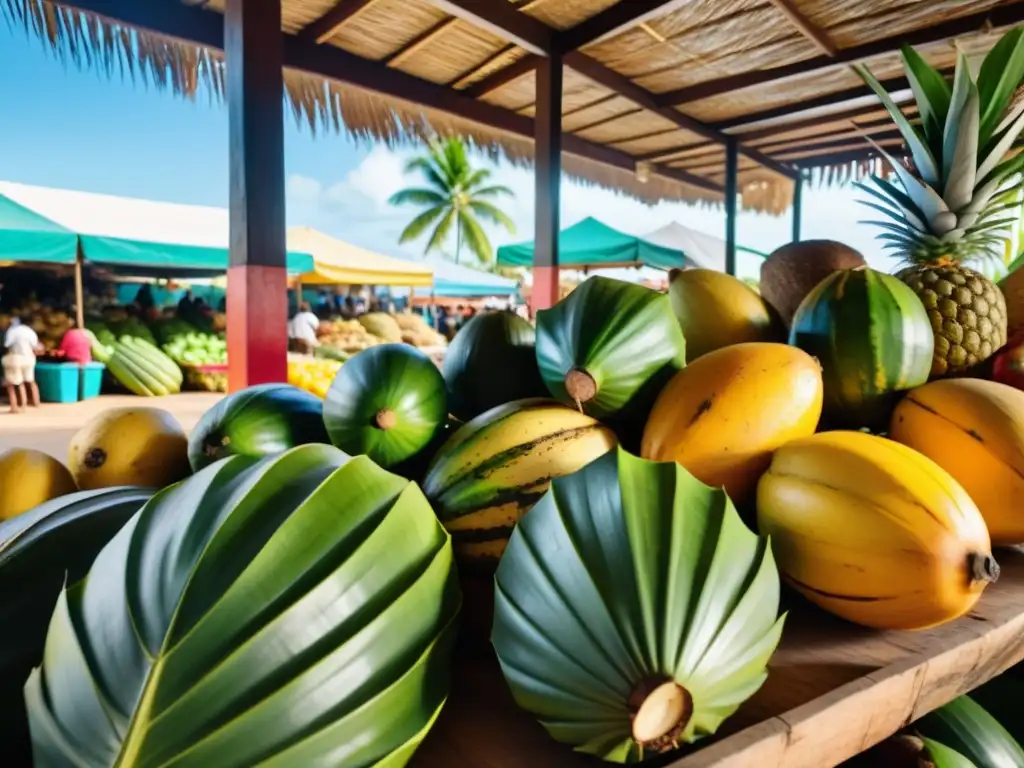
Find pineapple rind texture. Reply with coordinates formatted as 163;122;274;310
897;264;1007;376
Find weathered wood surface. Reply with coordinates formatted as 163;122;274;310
411;550;1024;768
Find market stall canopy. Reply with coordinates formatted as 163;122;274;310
0;192;78;265
497;217;686;270
0;182;314;275
288;227;433;287
429;258;518;298
643;222;768;273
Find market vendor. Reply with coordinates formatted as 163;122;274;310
59;319;92;365
288;302;320;355
3;315;41;413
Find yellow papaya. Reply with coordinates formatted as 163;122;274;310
0;449;77;521
640;342;822;504
890;378;1024;545
758;431;996;630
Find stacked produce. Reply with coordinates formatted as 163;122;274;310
106;337;184;396
316;317;383;353
4;28;1024;768
395;311;448;348
154;317;228;366
287;354;342;398
317;311;445;355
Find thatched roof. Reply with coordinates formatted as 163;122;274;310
3;0;1020;214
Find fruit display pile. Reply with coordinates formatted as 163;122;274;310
316;311;447;355
4;31;1024;768
0;303;75;351
152;317;228;365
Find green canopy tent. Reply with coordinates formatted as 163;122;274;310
496;217;687;270
0;193;79;266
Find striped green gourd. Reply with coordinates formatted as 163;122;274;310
421;398;617;569
789;266;934;430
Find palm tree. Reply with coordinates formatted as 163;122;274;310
388;137;516;265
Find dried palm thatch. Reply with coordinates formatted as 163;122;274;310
0;0;720;208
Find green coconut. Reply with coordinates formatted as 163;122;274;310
323;343;448;468
493;447;785;763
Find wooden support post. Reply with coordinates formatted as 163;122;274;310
294;276;303;309
724;138;739;277
530;53;562;317
73;244;85;330
792;173;804;243
226;0;288;392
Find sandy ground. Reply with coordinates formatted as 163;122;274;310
0;393;223;460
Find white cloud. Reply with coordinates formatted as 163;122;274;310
343;145;411;210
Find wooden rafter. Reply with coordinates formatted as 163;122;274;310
571;107;644;137
733;101;916;141
55;0;724;195
459;53;538;97
424;0;553;55
557;0;692;52
298;0;379;44
766;0;836;57
656;4;1024;107
385;19;459;67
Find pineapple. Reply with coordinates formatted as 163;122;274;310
855;30;1024;376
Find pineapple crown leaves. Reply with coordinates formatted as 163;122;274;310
854;28;1024;260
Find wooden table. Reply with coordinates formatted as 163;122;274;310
411;549;1024;768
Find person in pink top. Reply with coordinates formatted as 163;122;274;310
59;321;92;365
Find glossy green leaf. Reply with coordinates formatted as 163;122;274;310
900;44;952;157
978;27;1024;150
535;276;686;434
0;488;154;764
943;77;980;211
25;445;460;767
915;695;1024;768
493;448;785;764
324;344;448;468
924;738;982;768
855;63;940;185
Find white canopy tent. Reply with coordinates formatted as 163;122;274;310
643;222;767;273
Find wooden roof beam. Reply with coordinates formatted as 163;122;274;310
766;0;836;57
565;52;800;179
385;19;459;67
460;53;540;97
424;0;553;55
655;4;1024;108
298;0;380;44
557;0;692;52
55;0;722;195
732;100;916;141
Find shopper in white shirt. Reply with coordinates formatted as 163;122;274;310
288;302;320;355
3;316;41;413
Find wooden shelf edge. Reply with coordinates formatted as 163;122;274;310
668;603;1024;768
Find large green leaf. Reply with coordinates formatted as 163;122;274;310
900;44;952;158
943;77;980;211
915;695;1024;768
25;445;460;767
978;27;1024;150
923;738;982;768
0;488;154;764
493;448;785;764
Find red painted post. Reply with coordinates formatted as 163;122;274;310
225;0;288;391
529;53;562;316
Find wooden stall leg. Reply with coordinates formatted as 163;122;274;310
529;53;562;317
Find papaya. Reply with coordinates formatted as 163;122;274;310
667;268;782;362
68;407;191;490
0;449;77;521
757;431;996;630
641;342;823;505
324;343;447;469
188;383;329;471
890;378;1024;545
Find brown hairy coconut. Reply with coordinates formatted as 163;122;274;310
760;240;867;327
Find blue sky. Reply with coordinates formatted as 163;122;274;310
0;20;891;280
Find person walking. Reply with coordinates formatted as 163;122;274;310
288;302;320;355
3;316;41;413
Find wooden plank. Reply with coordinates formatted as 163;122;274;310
557;0;691;51
766;0;836;57
656;4;1024;107
298;0;380;44
424;0;554;55
460;53;540;97
411;550;1024;768
224;0;288;390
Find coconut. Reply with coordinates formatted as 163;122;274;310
760;240;867;327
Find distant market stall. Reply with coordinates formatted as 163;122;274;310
288;227;434;288
497;217;688;271
644;222;767;273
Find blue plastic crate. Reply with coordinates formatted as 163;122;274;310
35;362;79;403
80;363;105;400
